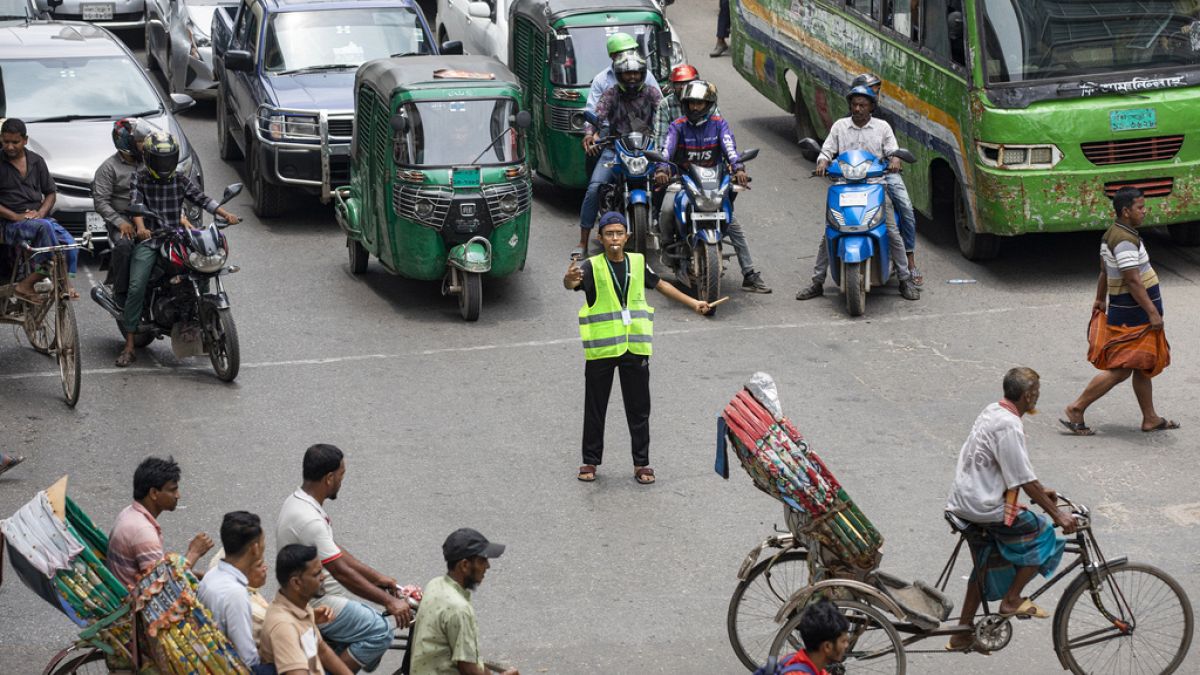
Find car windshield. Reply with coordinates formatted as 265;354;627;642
0;0;31;19
394;99;523;166
979;0;1200;84
0;56;162;121
550;23;656;86
263;8;430;73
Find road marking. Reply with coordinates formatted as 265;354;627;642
0;301;1070;381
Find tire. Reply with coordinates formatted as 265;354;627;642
727;550;811;672
250;141;286;218
56;299;80;408
793;81;820;162
459;271;482;322
695;241;721;303
133;332;155;349
770;599;906;674
44;647;107;674
24;301;55;355
628;203;649;254
1054;561;1193;675
206;308;240;382
216;86;242;161
845;261;866;317
348;237;368;275
952;181;999;260
1167;222;1200;246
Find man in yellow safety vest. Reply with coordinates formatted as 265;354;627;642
563;211;712;485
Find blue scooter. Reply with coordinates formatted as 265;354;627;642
584;111;656;254
800;139;914;317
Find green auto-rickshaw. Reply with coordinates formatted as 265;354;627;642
335;56;532;321
508;0;674;188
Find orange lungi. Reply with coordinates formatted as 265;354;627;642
1087;309;1170;377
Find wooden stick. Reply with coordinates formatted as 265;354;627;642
709;296;731;308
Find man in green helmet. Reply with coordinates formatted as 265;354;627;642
584;32;661;116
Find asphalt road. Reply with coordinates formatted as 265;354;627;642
2;3;1199;673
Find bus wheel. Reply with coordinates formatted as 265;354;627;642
792;82;820;162
1168;222;1200;246
953;180;999;260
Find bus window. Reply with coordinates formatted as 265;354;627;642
846;0;880;21
884;0;920;41
921;0;965;67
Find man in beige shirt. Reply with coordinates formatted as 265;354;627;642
261;544;354;675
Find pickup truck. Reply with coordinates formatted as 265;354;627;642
211;0;457;217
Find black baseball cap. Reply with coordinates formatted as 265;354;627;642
442;528;506;563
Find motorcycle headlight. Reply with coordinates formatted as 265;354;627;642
827;206;846;228
839;161;870;181
863;206;883;226
498;194;518;213
693;191;723;212
187;248;228;273
624;155;649;175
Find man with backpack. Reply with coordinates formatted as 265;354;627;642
759;600;849;675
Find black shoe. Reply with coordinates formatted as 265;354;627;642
795;282;824;300
742;272;772;293
899;279;920;301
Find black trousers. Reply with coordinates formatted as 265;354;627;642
582;352;651;467
716;0;731;39
104;224;134;301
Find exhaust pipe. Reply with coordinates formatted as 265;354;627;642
90;285;121;319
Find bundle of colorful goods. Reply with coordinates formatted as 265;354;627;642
717;373;883;570
133;554;250;674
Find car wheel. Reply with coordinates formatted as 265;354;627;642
249;141;286;218
216;86;242;161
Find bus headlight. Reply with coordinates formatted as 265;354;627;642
977;142;1062;169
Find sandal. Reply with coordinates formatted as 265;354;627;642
0;454;25;478
13;287;45;305
910;265;924;287
634;466;655;485
1143;418;1180;432
570;246;585;260
577;464;597;482
115;350;136;368
999;598;1049;619
1058;418;1095;436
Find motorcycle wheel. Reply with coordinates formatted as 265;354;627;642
628;203;649;254
206;308;240;382
696;241;721;303
845;261;867;317
459;271;482;322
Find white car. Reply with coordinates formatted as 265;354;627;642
37;0;144;29
434;0;684;70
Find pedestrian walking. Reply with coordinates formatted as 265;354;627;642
1061;187;1176;436
711;0;731;57
563;211;712;484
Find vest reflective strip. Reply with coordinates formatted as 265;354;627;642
578;310;654;325
581;334;653;349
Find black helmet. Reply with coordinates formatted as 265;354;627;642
851;72;881;90
143;131;179;180
112;118;138;155
679;80;718;125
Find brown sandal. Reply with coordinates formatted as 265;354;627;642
577;465;597;482
634;466;655;485
115;350;136;367
0;454;24;477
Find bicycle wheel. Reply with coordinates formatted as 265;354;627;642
1056;561;1194;674
728;549;810;671
23;299;56;354
770;600;906;675
44;647;106;674
56;300;80;407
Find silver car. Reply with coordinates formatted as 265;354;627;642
36;0;143;30
0;22;203;239
145;0;237;97
0;0;47;21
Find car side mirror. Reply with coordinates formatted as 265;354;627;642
225;50;253;72
514;110;532;129
739;148;759;162
221;183;244;204
440;40;464;55
891;148;917;163
798;137;822;156
170;93;196;113
467;1;491;19
390;114;409;134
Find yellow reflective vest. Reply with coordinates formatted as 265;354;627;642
578;252;654;360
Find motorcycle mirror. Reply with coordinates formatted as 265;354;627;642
390;114;409;134
798;138;821;156
739;148;760;162
514;110;532;130
891;148;917;163
221;183;244;204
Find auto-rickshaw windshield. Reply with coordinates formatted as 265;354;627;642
264;8;431;73
393;98;524;166
551;24;656;86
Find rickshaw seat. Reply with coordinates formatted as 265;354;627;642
870;570;955;630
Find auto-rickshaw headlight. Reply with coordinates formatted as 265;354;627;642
498;194;519;213
569;112;586;131
415;199;436;219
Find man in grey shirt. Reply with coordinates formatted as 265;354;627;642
92;119;150;302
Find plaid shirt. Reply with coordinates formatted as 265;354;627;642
130;169;217;231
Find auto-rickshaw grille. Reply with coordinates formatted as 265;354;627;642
393;184;454;229
547;105;581;133
482;180;532;225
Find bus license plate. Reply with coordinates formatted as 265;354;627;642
1110;108;1156;132
81;3;114;19
839;191;869;207
86;212;105;233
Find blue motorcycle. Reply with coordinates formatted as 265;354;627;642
584;112;656;254
800;139;914;317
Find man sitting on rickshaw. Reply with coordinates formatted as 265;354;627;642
944;367;1077;651
0;118;62;303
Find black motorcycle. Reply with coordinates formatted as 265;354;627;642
91;184;243;382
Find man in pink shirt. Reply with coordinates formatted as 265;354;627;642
107;456;214;588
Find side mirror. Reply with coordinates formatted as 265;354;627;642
514;110;532;129
221;183;244;204
224;50;253;72
656;28;674;76
798;137;822;156
170;93;196;113
644;150;665;163
47;0;62;9
890;148;916;163
389;114;409;134
739;148;760;163
467;1;491;19
440;40;464;55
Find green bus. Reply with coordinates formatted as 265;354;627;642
731;0;1200;259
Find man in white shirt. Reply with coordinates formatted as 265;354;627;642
198;511;272;673
277;444;412;673
944;368;1076;651
795;85;919;302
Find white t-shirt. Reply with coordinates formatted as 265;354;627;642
946;403;1038;523
276;489;349;611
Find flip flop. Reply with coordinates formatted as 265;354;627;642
634;466;655;485
115;351;136;368
1058;418;1095;436
577;464;597;482
0;454;25;477
1143;418;1180;432
943;637;988;655
999;598;1049;619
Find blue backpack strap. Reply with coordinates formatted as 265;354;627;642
715;415;730;479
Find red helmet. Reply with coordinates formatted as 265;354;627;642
670;64;699;84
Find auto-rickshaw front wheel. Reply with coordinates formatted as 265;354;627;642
348;237;368;275
458;271;482;322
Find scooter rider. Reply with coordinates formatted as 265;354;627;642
116;131;240;368
653;81;770;293
795;85;919;302
850;72;922;286
576;51;661;258
92;118;152;307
